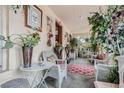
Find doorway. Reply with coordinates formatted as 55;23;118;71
55;21;63;44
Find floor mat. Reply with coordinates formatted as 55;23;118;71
68;64;95;78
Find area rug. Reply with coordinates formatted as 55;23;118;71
68;64;95;78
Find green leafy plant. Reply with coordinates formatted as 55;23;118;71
70;37;79;49
106;66;119;84
88;5;124;53
10;5;21;14
54;43;64;59
21;32;40;47
0;32;40;49
87;6;113;52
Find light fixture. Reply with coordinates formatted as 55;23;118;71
79;16;83;20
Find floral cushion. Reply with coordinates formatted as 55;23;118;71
68;64;95;77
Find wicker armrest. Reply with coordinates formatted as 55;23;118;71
96;64;114;71
94;59;108;67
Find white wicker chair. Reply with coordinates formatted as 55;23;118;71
40;50;67;88
94;53;114;68
94;53;116;81
94;55;124;88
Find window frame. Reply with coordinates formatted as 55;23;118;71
0;6;9;73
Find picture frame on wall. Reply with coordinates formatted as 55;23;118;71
25;5;42;32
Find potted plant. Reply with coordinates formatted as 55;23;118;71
0;32;40;68
70;37;79;52
54;43;64;59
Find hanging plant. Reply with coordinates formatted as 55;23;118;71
10;5;21;14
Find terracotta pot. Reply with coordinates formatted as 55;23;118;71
22;47;33;68
96;53;107;60
96;45;100;52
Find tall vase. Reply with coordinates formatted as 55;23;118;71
22;47;33;68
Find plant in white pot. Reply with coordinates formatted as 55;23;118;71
0;32;40;68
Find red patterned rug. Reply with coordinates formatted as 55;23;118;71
68;64;95;78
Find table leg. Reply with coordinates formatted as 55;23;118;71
31;71;39;88
38;69;49;88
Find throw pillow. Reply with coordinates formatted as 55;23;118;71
47;55;56;63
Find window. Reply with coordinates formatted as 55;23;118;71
0;6;9;72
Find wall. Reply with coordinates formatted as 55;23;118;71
0;5;71;82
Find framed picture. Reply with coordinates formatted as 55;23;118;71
25;5;42;32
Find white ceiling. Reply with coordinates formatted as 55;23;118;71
49;5;106;35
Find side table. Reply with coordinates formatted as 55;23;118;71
20;62;54;88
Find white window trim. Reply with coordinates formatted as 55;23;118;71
0;6;9;73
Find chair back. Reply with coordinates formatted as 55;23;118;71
40;50;58;62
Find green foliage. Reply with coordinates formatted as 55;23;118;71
0;35;5;40
70;38;79;49
88;5;124;53
106;66;119;84
0;32;40;49
3;37;14;49
10;5;21;14
88;11;111;52
0;35;14;49
54;43;64;52
107;5;119;16
21;33;40;47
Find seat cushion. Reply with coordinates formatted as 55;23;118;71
68;64;95;76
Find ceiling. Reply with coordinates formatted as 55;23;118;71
49;5;106;35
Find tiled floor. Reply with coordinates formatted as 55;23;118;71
45;58;95;88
